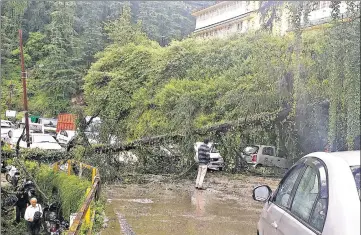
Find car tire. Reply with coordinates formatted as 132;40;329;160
5;174;11;182
219;167;223;171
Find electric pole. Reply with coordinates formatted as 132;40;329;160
19;29;30;148
8;81;14;110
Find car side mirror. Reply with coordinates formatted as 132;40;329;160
252;185;272;202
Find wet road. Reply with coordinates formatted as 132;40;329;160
101;175;279;235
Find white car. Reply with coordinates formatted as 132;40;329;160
242;145;289;169
253;151;360;235
1;120;14;142
20;133;63;150
194;142;224;171
39;118;57;137
56;130;76;146
8;129;24;148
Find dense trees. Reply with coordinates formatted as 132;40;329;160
84;2;360;160
1;1;359;161
1;0;213;116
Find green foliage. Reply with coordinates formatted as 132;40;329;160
19;160;91;219
84;3;360;164
85;28;292;142
1;1;206;115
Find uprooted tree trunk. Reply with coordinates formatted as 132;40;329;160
93;108;291;154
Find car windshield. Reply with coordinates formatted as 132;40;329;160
243;146;259;155
1;122;11;128
43;120;57;127
351;166;360;199
211;144;219;153
33;135;57;143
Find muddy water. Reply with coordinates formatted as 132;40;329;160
102;176;280;235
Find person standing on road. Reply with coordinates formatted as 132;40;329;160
24;198;42;235
15;191;28;223
196;139;211;190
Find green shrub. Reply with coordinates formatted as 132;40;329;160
20;160;91;219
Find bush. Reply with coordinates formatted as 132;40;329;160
20;160;91;219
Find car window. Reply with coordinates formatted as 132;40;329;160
351;166;360;199
61;131;68;137
291;166;319;223
262;147;274;156
274;165;304;208
210;145;219;153
242;146;259;155
309;198;327;231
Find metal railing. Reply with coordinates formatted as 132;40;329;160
53;160;100;235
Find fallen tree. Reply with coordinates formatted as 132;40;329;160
93;108;291;153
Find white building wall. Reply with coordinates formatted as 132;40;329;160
193;1;354;39
195;1;260;30
305;1;348;26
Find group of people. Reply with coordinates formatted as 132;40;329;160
17;197;43;235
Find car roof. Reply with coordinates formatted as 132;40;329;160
328;151;360;166
306;151;360;167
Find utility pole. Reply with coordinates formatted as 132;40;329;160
8;81;14;110
19;29;30;148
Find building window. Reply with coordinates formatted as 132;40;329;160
251;19;255;29
238;21;243;31
249;1;254;11
246;1;250;11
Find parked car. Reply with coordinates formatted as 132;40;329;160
194;142;224;171
241;145;289;169
1;120;14;142
253;151;360;235
19;133;63;150
56;130;76;146
19;123;43;133
39;118;58;138
8;129;24;148
57;129;116;146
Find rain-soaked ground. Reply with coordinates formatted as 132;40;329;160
101;174;280;235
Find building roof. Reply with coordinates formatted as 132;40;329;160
193;10;256;34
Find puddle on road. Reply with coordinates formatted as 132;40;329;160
101;183;266;235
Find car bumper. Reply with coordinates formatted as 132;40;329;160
208;160;224;170
245;162;258;167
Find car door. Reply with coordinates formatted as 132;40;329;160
58;130;68;144
259;163;306;235
262;147;275;167
277;158;328;235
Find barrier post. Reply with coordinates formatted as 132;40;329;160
79;163;83;178
92;168;97;184
67;160;71;176
84;187;91;226
53;162;58;173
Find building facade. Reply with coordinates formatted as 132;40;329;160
192;1;261;38
192;1;351;39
